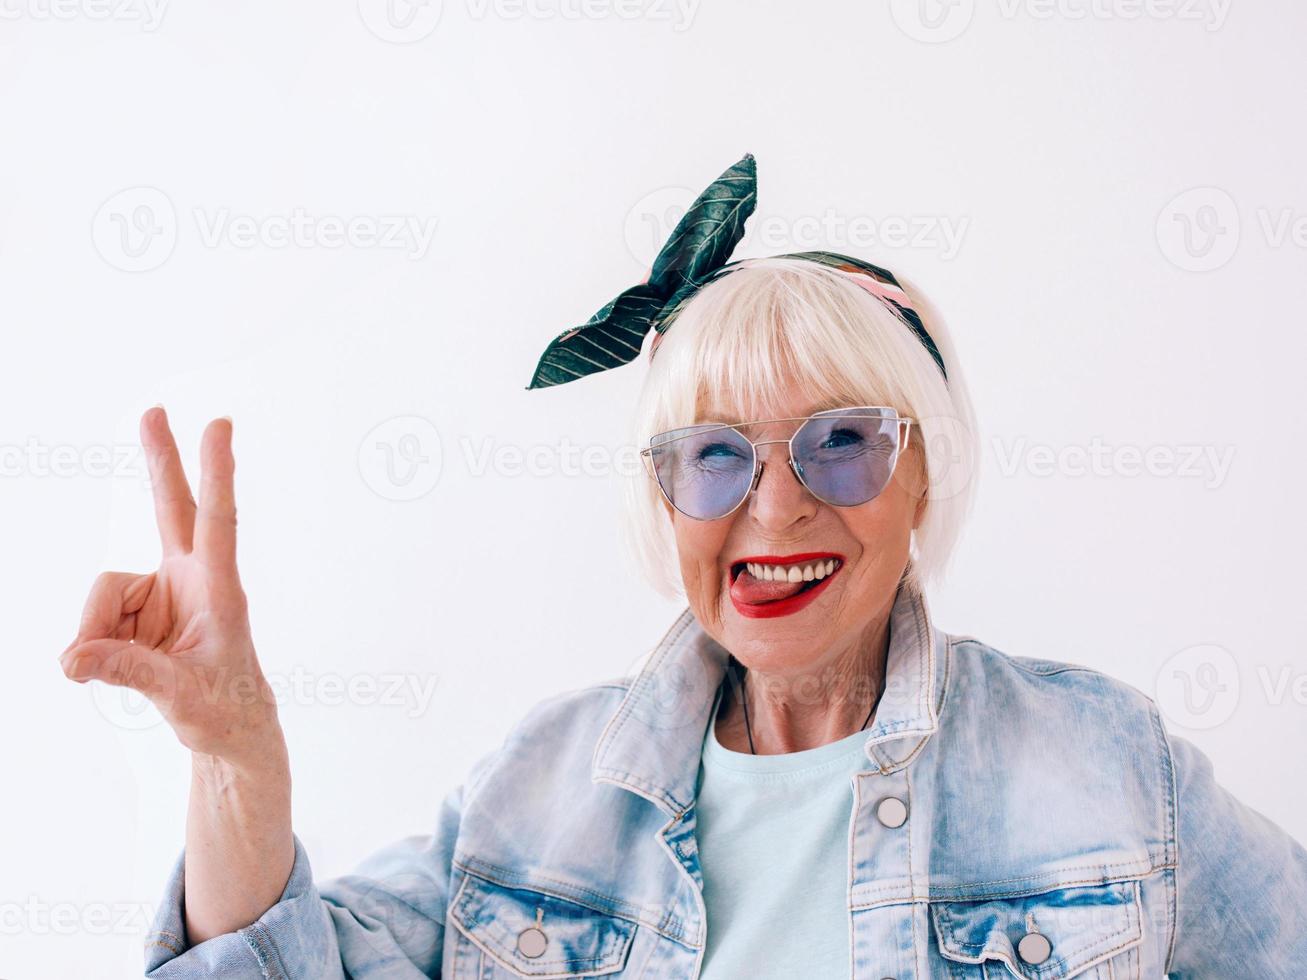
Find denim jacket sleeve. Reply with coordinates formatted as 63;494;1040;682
1164;730;1307;977
143;751;494;979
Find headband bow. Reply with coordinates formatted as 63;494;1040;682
524;153;947;390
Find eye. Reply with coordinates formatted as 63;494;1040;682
695;441;744;461
820;427;865;450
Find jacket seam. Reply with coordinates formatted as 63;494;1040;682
590;608;698;810
853;868;1173;911
951;637;1106;680
146;929;184;956
1151;698;1181;975
238;922;287;980
852;861;1172;907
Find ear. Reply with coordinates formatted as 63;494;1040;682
912;490;927;529
909;444;929;529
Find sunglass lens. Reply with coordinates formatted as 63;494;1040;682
649;425;754;520
791;409;901;506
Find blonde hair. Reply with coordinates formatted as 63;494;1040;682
619;256;980;600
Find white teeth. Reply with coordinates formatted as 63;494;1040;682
741;559;841;582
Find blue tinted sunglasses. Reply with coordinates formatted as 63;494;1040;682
640;406;915;521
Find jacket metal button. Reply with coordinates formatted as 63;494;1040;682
1017;931;1052;964
517;925;548;958
517;907;549;958
876;796;908;828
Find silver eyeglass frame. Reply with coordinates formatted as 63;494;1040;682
638;405;916;521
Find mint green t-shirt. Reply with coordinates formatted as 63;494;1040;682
694;693;872;978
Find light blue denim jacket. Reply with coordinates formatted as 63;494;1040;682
144;580;1307;978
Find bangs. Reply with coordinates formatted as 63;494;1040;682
652;257;919;427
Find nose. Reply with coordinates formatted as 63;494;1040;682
745;440;816;527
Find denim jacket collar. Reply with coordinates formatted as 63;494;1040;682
591;573;945;817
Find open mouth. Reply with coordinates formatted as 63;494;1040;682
727;554;845;617
729;556;844;594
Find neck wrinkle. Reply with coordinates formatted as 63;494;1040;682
716;613;891;755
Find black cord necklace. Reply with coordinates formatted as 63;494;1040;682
729;621;889;755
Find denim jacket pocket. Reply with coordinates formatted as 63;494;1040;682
929;878;1145;980
449;872;637;978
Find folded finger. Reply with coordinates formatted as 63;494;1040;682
71;570;154;647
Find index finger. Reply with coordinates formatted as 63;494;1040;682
141;405;196;556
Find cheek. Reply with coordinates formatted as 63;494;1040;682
672;515;732;583
843;489;919;550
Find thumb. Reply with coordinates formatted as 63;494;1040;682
60;638;175;702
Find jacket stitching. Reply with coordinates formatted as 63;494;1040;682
591;610;697;804
862;857;1159;895
239;922;287;980
146;929;183;955
852;864;1170;909
1151;698;1181;976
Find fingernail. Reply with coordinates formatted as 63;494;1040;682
220;415;232;423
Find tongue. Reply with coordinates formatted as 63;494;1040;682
730;567;808;604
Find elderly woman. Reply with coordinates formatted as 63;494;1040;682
62;155;1306;979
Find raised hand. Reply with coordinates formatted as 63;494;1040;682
59;406;281;768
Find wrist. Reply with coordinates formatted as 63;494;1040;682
191;730;289;792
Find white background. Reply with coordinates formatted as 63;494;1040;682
3;1;1306;975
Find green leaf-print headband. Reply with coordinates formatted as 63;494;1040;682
524;153;948;390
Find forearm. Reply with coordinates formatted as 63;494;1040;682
183;735;294;946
